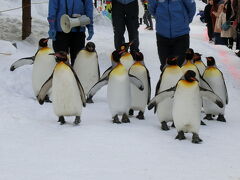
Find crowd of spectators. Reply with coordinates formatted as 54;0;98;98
202;0;240;57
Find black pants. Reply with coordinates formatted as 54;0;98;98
53;32;85;66
222;37;233;48
214;32;225;45
206;23;214;41
156;33;189;70
236;32;240;50
143;10;153;28
112;0;139;51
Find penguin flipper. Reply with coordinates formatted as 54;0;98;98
148;87;175;110
154;72;164;112
69;65;87;107
200;87;224;108
87;77;109;99
146;68;151;103
100;66;112;81
10;56;34;71
220;71;228;104
200;76;213;91
129;74;144;91
37;74;53;105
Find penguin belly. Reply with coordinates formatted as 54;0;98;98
120;53;134;70
107;74;131;116
156;99;173;122
74;50;99;94
203;69;226;115
32;48;56;96
52;65;82;116
156;67;182;122
130;65;149;112
173;82;201;133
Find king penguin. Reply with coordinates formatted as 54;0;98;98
192;52;206;76
87;50;144;123
181;48;200;81
10;38;53;71
128;51;151;119
32;38;56;102
181;49;211;126
202;57;228;122
148;70;223;143
155;56;183;130
73;42;100;103
37;51;86;125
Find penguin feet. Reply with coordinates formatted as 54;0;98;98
204;114;213;120
175;131;186;140
201;121;207;125
58;116;65;125
74;116;81;125
192;133;202;144
217;114;226;122
44;95;52;103
161;121;169;131
113;115;121;124
171;122;175;128
136;111;145;120
122;113;130;123
129;109;134;116
86;97;94;104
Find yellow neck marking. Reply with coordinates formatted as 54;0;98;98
111;64;127;76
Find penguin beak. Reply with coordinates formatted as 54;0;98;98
43;38;49;43
119;49;125;54
191;77;198;82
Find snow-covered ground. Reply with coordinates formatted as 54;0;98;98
1;1;240;180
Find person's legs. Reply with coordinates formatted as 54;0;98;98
70;32;86;66
112;1;126;50
207;23;213;41
228;37;233;49
221;37;228;46
171;34;190;67
214;32;225;45
146;11;153;29
143;12;149;27
53;32;70;53
156;33;171;70
125;0;139;52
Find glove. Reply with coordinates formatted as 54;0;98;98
86;26;94;40
105;1;112;13
48;29;56;41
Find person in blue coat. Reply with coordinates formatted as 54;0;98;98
48;0;94;66
106;0;140;52
148;0;196;70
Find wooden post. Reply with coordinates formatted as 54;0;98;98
22;0;32;40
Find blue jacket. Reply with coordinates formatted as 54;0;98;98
148;0;196;38
108;0;135;5
48;0;93;32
